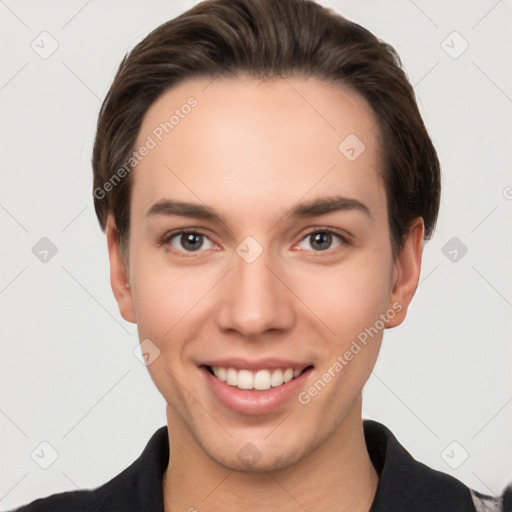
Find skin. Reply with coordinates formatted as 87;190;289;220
106;76;424;511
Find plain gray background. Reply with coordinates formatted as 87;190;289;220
1;0;511;509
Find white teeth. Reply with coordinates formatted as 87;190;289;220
283;368;293;383
270;369;284;387
211;366;304;390
237;370;253;390
254;370;271;390
226;367;238;386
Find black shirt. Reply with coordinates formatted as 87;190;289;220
10;420;500;511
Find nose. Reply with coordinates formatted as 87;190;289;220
215;248;296;338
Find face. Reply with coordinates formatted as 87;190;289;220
108;76;423;471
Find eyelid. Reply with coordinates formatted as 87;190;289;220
159;226;351;254
300;226;350;240
160;228;218;254
293;226;350;252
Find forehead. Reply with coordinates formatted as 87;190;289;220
132;76;386;222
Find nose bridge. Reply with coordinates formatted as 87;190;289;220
215;245;295;336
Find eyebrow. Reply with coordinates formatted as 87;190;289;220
289;196;371;219
146;195;371;222
147;199;222;221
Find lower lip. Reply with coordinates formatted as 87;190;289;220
200;366;313;416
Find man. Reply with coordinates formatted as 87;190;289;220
12;0;509;510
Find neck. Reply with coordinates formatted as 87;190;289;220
162;399;378;512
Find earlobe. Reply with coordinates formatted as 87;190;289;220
106;216;136;324
386;218;425;329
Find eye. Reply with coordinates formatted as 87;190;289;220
296;229;345;252
166;231;215;252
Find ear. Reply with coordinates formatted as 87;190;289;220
106;216;136;324
386;217;424;328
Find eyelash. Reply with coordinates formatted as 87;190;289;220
160;227;349;256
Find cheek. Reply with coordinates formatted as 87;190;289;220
129;248;226;349
128;259;208;397
292;255;393;340
128;251;201;340
297;262;390;408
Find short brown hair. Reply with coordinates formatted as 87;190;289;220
92;0;440;258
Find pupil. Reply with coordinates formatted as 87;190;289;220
311;232;332;251
181;233;203;251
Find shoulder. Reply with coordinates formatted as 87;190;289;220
471;483;512;512
8;426;169;512
363;419;510;512
7;487;110;512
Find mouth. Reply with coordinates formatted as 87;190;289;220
198;361;314;415
202;365;313;390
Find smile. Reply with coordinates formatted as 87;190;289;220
207;366;308;390
199;358;314;414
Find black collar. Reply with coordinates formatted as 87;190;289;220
101;419;475;511
364;420;475;511
15;420;477;511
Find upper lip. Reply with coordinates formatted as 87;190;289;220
199;358;313;371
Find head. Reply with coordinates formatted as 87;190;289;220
93;0;440;471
